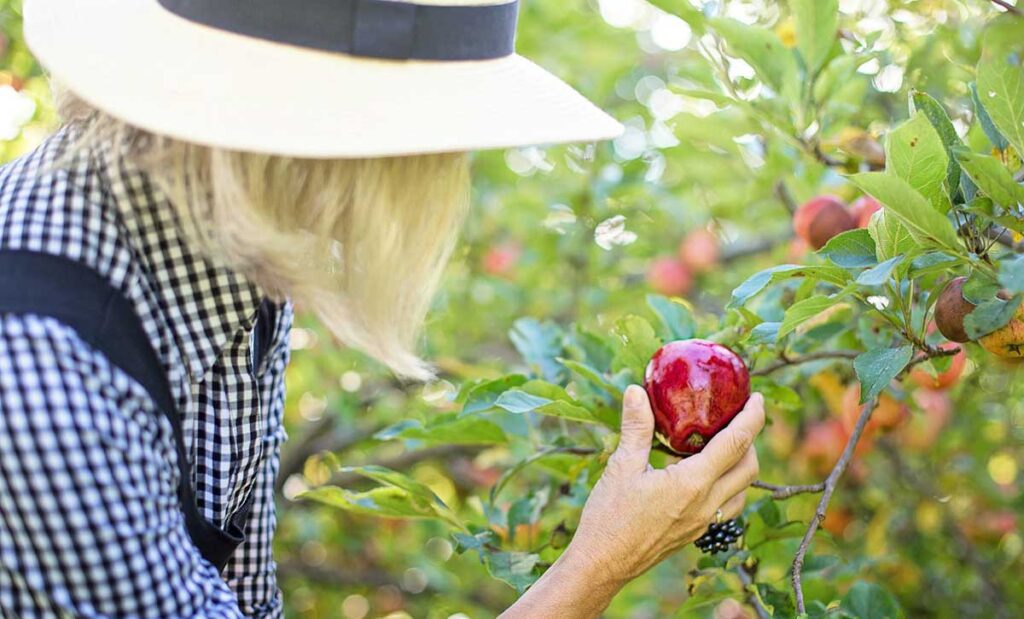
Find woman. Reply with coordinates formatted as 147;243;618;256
0;1;763;617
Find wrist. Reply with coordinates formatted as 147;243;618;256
500;543;626;619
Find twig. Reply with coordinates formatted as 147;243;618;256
752;480;826;500
791;397;878;614
901;345;961;375
984;225;1024;253
735;561;771;619
773;181;800;214
988;0;1022;16
721;232;794;264
751;350;860;377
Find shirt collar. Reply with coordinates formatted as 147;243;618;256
100;145;263;383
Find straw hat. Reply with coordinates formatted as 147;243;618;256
23;0;623;158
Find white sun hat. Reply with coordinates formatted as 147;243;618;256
23;0;623;158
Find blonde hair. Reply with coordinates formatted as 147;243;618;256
56;91;470;380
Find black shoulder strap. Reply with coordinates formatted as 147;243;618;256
0;249;247;571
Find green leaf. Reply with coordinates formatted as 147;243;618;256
814;54;863;103
971;82;1010;151
952;147;1024;208
963;271;1001;305
818;228;878;267
730;264;850;308
752;377;802;411
885;112;950;212
558;358;619;395
645;0;706;35
792;0;838;75
453;530;496;554
461;375;529;414
756;583;797;617
868;209;916;262
999;256;1024;293
611;315;662;376
709;18;800;100
375;415;508;445
646;294;697;340
495;382;600;424
964;295;1024;339
850;172;961;252
510;318;565;383
854;346;914;403
485;551;540;593
856;256;902;286
748;321;781;344
778;295;842;340
755;497;782;527
976;16;1024;155
336;465;453;515
840;581;904;619
910;90;963;199
300;486;439;520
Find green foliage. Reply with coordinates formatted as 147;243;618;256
3;0;1023;618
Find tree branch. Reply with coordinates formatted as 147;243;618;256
988;0;1022;16
752;480;826;500
751;350;860;377
984;225;1024;253
773;181;799;215
735;561;771;619
792;397;878;614
721;232;794;264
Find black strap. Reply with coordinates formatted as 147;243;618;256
0;250;248;572
157;0;520;61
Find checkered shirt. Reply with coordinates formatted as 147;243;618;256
0;128;293;618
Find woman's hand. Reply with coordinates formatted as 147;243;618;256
501;385;765;619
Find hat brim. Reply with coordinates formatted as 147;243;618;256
25;0;623;158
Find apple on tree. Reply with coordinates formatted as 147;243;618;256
793;196;857;250
646;257;693;297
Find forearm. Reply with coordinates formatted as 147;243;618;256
500;546;625;619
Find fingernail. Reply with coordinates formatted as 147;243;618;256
624;385;643;408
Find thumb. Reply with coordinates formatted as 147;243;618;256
611;385;655;473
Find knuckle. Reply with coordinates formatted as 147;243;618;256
729;428;754;455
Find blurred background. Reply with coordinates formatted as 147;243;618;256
2;0;1022;617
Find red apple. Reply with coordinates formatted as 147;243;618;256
793;195;856;250
646;257;693;297
481;242;522;277
643;340;751;455
909;343;966;390
678;228;721;273
934;277;975;343
799;419;850;476
851;195;882;228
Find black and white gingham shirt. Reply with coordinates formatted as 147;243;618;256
0;129;293;618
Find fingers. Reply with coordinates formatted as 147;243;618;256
708;446;759;507
608;385;655;476
674;393;765;482
719;490;746;521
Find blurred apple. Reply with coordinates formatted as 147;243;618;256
646;257;693;297
909;344;966;390
840;384;909;439
896;389;953;451
850;195;882;228
481;241;522;278
677;228;721;274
